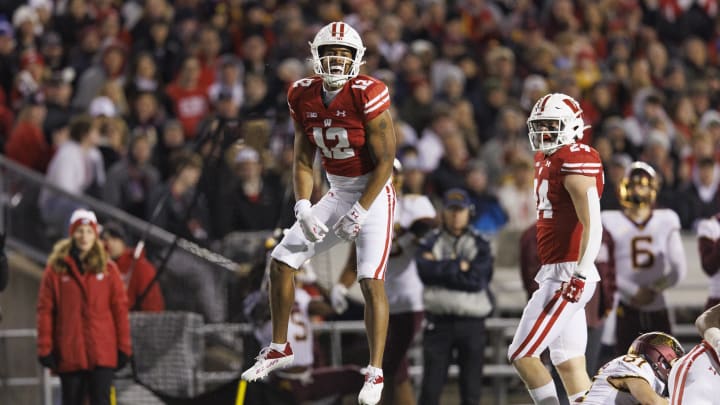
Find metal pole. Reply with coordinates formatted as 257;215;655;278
42;368;52;405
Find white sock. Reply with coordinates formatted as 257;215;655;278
365;365;383;376
528;382;560;405
568;392;584;402
269;342;287;352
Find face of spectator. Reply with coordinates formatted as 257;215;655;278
146;0;167;18
674;97;696;126
73;224;96;255
180;58;200;86
163;125;184;147
220;64;239;84
81;29;101;52
28;104;47;125
103;48;125;75
443;134;468;169
647;41;668;74
85;123;101;147
466;167;488;193
699;163;716;186
177;166;201;190
102;235;125;259
131;136;152;165
199;28;220;59
104;120;126;151
135;94;158;121
101;13;120;39
685;38;706;68
243;36;267;63
592;84;612;110
442;77;464;101
443;206;470;236
69;0;87;18
236;160;261;182
136;55;156;79
150;22;169;43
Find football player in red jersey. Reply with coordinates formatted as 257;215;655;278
508;93;605;404
241;22;396;405
668;304;720;404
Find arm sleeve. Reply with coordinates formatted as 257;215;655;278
697;218;720;276
36;268;55;357
661;227;687;290
360;79;391;121
577;186;603;276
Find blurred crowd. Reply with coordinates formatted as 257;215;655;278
0;0;718;243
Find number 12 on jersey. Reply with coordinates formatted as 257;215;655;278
534;178;553;219
312;127;355;159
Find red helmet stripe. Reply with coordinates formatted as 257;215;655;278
331;22;337;37
538;94;551;112
338;22;345;38
562;98;580;115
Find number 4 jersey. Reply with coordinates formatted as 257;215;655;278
288;75;391;177
533;144;604;271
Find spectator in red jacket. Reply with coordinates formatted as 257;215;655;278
101;221;165;312
36;209;131;405
5;92;49;172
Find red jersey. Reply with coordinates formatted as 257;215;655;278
287;75;391;177
534;143;604;265
165;84;209;139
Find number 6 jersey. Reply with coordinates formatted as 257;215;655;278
601;208;685;310
533;144;604;277
288;75;391;178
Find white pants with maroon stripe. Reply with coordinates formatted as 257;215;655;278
508;279;596;365
669;342;720;405
271;182;396;280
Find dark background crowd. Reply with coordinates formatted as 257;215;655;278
0;0;716;246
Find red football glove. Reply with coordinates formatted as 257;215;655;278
561;273;586;303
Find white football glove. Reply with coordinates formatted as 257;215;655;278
330;283;349;314
333;202;368;241
295;199;328;243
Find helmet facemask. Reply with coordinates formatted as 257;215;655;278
628;332;685;384
528;117;570;152
618;162;660;209
527;93;586;154
310;22;365;88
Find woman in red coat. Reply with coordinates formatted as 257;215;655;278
36;209;131;405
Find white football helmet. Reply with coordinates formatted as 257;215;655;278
527;93;586;153
310;22;365;88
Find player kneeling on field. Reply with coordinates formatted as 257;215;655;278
576;332;684;404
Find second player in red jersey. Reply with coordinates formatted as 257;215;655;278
509;93;605;404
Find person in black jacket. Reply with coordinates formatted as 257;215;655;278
415;188;494;405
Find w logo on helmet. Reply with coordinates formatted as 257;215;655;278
331;22;346;39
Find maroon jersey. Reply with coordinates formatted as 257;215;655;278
288;75;391;177
534;143;604;265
